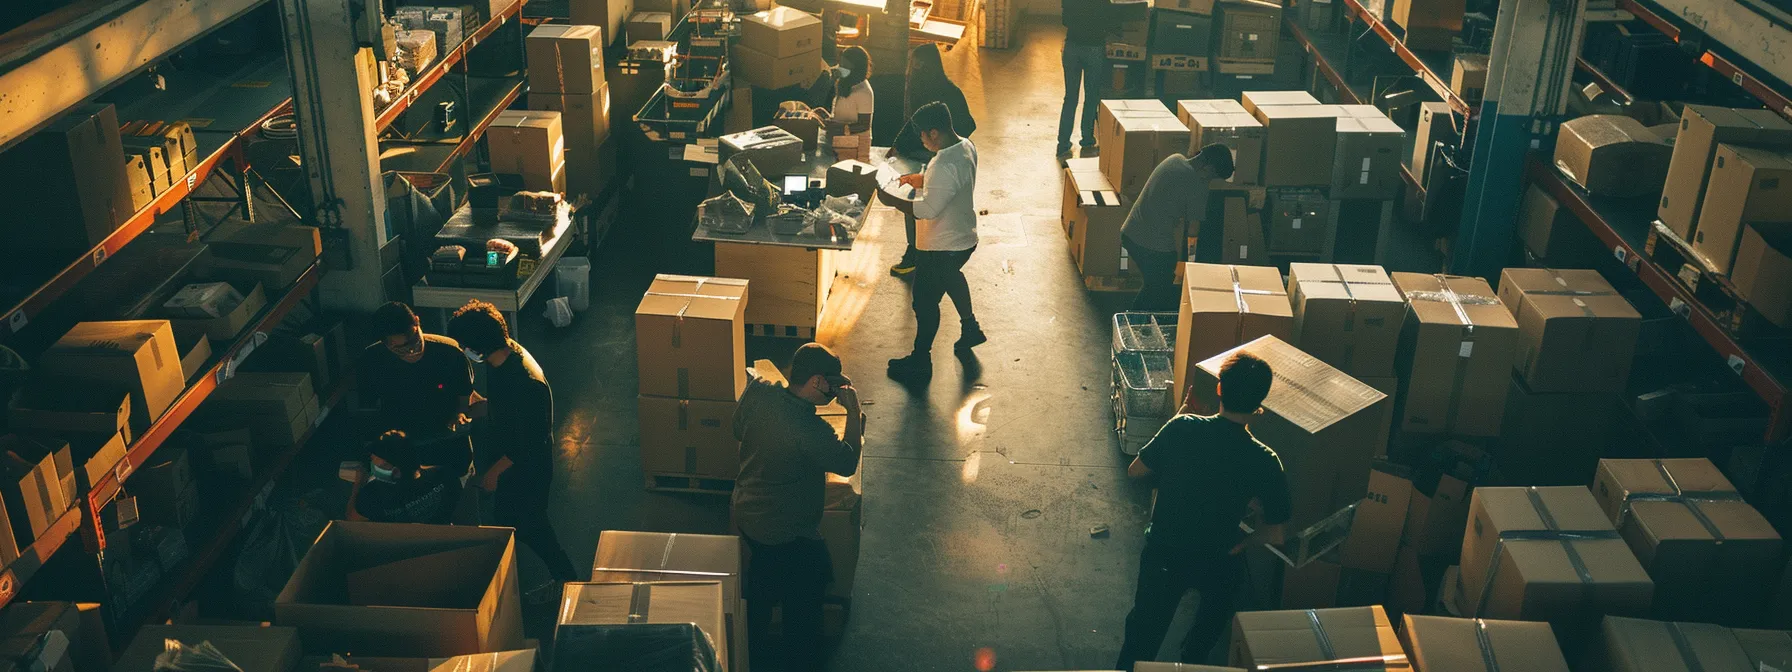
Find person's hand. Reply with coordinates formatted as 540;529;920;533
450;413;472;432
897;173;925;189
834;385;860;412
478;469;501;492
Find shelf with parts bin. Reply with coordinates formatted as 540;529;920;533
1613;0;1792;118
1527;156;1792;444
375;0;530;132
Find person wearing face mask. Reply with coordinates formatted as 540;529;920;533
818;46;874;162
888;43;976;277
356;302;476;478
877;101;985;381
732;343;863;672
445;300;579;597
347;431;461;524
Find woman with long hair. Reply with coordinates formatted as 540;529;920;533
823;46;875;161
889;43;977;275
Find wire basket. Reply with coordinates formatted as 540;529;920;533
1113;350;1176;418
1112;312;1178;354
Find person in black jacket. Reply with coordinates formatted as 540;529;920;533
889;43;977;277
1059;0;1115;159
447;300;579;599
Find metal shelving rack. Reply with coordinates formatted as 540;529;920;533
0;0;531;618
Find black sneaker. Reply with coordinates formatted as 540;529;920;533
887;353;933;380
1079;143;1099;157
1056;144;1072;160
955;326;987;352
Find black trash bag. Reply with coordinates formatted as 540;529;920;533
550;623;720;672
230;510;301;619
154;640;245;672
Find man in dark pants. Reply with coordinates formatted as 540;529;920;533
357;302;476;479
447;300;579;598
1058;0;1114;159
733;344;864;672
877;102;985;381
1113;352;1289;670
1120;144;1236;312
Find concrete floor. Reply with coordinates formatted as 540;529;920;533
515;18;1283;670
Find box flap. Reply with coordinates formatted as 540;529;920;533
1195;336;1384;433
347;543;503;608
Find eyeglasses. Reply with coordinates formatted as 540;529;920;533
386;329;425;357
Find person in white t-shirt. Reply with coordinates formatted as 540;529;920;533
820;47;874;162
876;101;984;381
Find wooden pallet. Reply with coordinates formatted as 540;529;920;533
1643;221;1770;336
1083;274;1143;293
744;323;819;339
644;472;736;495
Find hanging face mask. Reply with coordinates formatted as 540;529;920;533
833;66;852;79
462;347;486;363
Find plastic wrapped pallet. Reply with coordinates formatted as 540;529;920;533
394;29;438;73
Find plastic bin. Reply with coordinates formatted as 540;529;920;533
557;257;592;311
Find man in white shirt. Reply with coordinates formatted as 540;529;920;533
877;102;984;381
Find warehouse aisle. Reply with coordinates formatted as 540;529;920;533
520;18;1176;670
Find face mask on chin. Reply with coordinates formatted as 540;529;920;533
462;347;486;363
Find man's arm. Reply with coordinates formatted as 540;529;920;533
1232;452;1294;554
807;387;863;476
1127;417;1182;479
1126;455;1151;478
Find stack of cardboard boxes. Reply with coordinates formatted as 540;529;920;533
1061;158;1132;290
1102;0;1280;94
586;530;742;669
487;110;568;194
734;7;822;91
1145;0;1214;96
526;24;615;200
633;275;749;487
0;103;134;256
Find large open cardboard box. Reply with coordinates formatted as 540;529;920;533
275;522;522;656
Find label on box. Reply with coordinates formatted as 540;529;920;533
1292;218;1302;229
1458;341;1473;357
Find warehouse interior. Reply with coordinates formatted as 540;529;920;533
6;0;1792;667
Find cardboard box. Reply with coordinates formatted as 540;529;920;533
1389;273;1518;437
1658;106;1792;240
275;521;524;656
1732;221;1792;327
126;144;170;196
487;111;566;193
1189;337;1389;531
123;154;152;211
1150;10;1212;55
1594;617;1754;672
624;11;671;43
730;44;822;90
1402;615;1570;672
1286;263;1405;378
1150;0;1216;13
1184;110;1263;186
1450;53;1488;102
570;0;633;46
1338;462;1412;573
39;320;184;433
1332;115;1405;199
0;103;132;254
1264;189;1330;254
171;283;266;343
637;396;738;478
589;530;744;669
821;472;862;600
591;531;742;610
719;126;805;178
1219;192;1269;264
0;438;71;546
1063;158;1130;278
635;276;748;401
1390;0;1462;50
1735;628;1792;671
1176;98;1249;122
8;384;130;444
526;25;606;94
0;602;109;672
1240;90;1321;113
1497;374;1616;486
528;87;612;199
113;625;298;672
130;444;194;527
1552;115;1671;198
209;372;319;447
1253;105;1338;187
557;582;728;670
1229;606;1404;670
1517;184;1585;261
1412;102;1454;186
1170;263;1292;403
1096;101;1189;196
1457;487;1652;651
1136;664;1244;672
1497;267;1640;394
75;432;126;489
1214;0;1280;61
1692;143;1792;273
202;224;320;290
123;121;197;178
327;651;535;672
1591;458;1782;623
739;6;822;58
